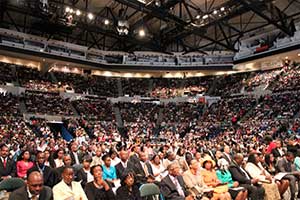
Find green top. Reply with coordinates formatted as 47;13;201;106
216;169;234;188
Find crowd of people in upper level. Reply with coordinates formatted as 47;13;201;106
1;61;300;199
2;61;300;99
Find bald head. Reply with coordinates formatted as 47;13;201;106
27;171;43;196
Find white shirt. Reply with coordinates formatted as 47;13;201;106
27;187;39;200
169;175;185;197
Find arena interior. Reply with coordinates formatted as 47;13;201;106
1;0;300;200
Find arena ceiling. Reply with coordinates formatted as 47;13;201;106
1;0;300;53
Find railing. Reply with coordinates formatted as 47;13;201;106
0;28;234;67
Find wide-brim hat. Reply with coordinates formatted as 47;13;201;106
202;155;216;168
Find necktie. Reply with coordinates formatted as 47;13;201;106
3;159;6;169
174;177;185;197
143;163;149;176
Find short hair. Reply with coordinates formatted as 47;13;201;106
90;165;102;176
62;166;74;174
286;151;295;157
0;144;8;150
102;154;110;161
167;162;179;171
82;155;93;163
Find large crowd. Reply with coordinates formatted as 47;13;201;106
1;61;300;200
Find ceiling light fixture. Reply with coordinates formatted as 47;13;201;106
87;13;94;20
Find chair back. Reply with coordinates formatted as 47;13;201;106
139;183;161;200
0;178;25;192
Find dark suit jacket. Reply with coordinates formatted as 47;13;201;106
27;165;56;188
115;162;127;179
160;175;189;200
228;164;252;185
0;157;16;179
84;181;116;200
70;151;83;166
75;168;88;188
128;160;152;184
116;184;142;200
8;185;53;200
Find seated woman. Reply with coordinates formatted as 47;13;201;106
200;156;231;200
116;170;142;200
75;155;94;188
245;153;281;200
264;153;289;196
84;165;116;200
16;150;34;179
148;154;167;182
101;154;118;185
183;159;212;200
216;158;248;200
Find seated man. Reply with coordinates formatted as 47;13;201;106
9;171;52;200
277;151;300;200
229;153;265;200
53;166;88;200
0;144;16;181
27;151;56;188
161;162;194;200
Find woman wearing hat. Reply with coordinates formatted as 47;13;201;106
200;156;231;200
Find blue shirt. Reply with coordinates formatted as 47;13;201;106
102;165;117;181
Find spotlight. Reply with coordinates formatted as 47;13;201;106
104;19;110;25
213;10;218;15
220;7;225;12
138;29;146;37
202;14;209;19
75;10;81;16
69;8;74;13
117;20;129;35
196;15;201;19
87;13;94;20
65;7;70;12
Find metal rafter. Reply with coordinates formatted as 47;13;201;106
237;0;295;36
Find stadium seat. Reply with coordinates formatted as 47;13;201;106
0;178;25;192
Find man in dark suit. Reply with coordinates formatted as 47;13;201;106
0;144;16;181
69;141;83;166
27;151;56;188
222;145;233;164
229;153;264;200
160;162;194;200
128;151;154;185
128;144;140;164
115;148;130;179
277;151;300;200
271;139;285;158
9;171;53;200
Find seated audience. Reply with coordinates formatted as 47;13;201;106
116;171;142;200
0;144;16;181
201;156;231;200
53;166;88;200
16;150;34;179
9;171;53;200
245;153;281;200
216;158;248;200
229;154;265;200
160;162;194;200
84;165;115;200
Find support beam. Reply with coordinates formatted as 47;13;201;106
237;0;295;36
